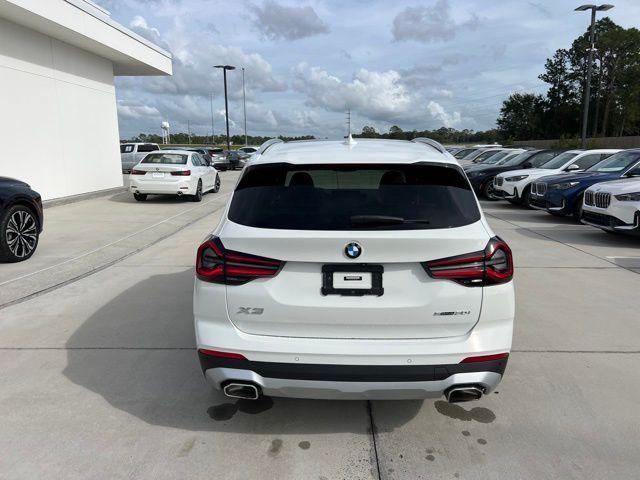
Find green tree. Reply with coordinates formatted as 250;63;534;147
497;93;546;140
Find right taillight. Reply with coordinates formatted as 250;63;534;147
196;236;283;285
423;236;513;287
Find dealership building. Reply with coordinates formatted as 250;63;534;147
0;0;172;200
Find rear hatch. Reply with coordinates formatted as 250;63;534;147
220;162;490;340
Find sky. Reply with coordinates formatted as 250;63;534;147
98;0;640;140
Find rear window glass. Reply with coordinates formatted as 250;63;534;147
229;163;481;230
141;153;187;165
137;144;159;153
120;144;134;153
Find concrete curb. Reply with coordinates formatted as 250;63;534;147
43;187;128;209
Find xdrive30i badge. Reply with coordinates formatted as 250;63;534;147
433;310;471;316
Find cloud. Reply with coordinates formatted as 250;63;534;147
119;16;286;99
292;63;462;130
128;15;171;51
427;101;461;127
292;63;413;121
250;0;329;41
392;0;478;43
117;102;162;119
528;1;552;19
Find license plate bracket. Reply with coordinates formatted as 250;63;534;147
321;264;384;296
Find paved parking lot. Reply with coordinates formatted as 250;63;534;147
1;172;639;479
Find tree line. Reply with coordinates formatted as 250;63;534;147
354;125;497;144
497;18;640;142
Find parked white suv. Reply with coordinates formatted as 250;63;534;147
193;138;514;402
494;149;619;206
120;143;160;173
581;177;640;234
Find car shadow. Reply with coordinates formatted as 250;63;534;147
63;268;423;434
107;191;218;204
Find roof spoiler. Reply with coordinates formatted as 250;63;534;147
411;137;447;154
257;138;284;155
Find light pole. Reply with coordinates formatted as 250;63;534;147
242;67;247;146
575;4;614;148
214;64;235;151
210;93;215;145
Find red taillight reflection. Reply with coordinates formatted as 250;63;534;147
461;352;509;363
423;236;513;286
196;236;283;285
199;348;247;360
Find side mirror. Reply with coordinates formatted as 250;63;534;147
565;164;580;172
626;170;640;177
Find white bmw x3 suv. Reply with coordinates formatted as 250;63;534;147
193;138;514;402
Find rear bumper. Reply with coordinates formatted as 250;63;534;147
129;178;196;195
199;352;507;400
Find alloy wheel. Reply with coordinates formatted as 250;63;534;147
6;209;38;259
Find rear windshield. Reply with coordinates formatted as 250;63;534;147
141;153;187;165
228;163;481;230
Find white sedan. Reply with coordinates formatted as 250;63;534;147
129;150;220;202
581;177;640;234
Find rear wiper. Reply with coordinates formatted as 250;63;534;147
350;215;430;226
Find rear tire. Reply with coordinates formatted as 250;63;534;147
212;174;220;193
192;181;203;202
0;205;39;263
133;193;147;202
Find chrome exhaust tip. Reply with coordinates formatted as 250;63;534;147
177;191;183;196
223;382;260;400
445;385;484;403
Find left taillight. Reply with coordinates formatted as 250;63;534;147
423;236;513;287
196;236;283;285
130;169;146;175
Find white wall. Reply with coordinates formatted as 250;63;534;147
0;16;123;200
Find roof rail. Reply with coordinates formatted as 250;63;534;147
258;138;284;155
411;137;447;154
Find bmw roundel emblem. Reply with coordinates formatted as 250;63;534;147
345;242;362;259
